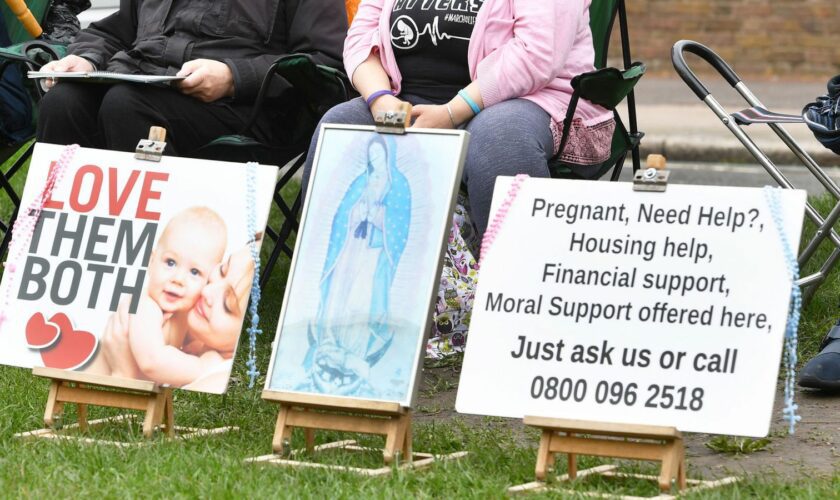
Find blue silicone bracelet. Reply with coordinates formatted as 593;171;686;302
458;89;481;115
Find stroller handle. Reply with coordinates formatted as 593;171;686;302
671;40;741;101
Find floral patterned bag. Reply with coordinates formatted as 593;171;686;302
426;193;480;358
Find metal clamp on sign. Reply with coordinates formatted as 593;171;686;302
374;103;412;135
633;154;669;192
135;126;167;161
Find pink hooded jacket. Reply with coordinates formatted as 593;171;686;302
344;0;613;126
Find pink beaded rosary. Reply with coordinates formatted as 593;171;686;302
0;144;78;331
477;174;529;269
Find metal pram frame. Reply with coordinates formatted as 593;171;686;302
672;40;840;302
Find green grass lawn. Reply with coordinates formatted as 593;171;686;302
1;151;840;497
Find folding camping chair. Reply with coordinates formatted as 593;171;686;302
0;0;61;262
194;55;354;289
550;0;645;181
0;1;359;288
672;40;840;302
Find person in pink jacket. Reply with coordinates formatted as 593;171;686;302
303;0;615;237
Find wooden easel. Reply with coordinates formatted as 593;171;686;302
509;417;738;498
17;369;235;446
246;391;467;475
15;367;174;444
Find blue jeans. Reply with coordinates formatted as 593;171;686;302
302;95;554;237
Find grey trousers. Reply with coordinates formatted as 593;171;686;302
302;95;554;236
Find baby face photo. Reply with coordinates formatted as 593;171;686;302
266;125;467;406
83;206;259;393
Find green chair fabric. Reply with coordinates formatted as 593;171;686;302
588;0;618;69
574;63;645;109
549;0;644;181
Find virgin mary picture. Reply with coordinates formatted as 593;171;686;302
308;135;411;396
267;125;468;406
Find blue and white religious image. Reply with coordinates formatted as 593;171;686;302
267;126;466;405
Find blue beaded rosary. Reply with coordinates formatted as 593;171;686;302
764;186;801;434
245;162;263;388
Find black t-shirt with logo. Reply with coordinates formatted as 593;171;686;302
390;0;484;103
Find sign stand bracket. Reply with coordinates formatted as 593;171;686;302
15;367;235;446
247;391;467;476
508;416;739;498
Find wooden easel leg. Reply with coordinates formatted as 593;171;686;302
676;439;687;490
142;392;164;438
77;403;89;432
304;428;316;453
564;432;575;480
43;380;64;428
302;407;315;453
658;441;677;493
383;417;400;465
162;390;174;438
272;406;293;454
401;413;412;462
535;429;553;481
76;383;89;432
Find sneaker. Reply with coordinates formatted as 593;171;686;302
803;75;840;154
803;98;840;154
799;319;840;390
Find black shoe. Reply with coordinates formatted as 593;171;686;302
803;75;840;154
799;319;840;390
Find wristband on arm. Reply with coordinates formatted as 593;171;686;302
458;89;481;115
445;103;457;128
366;89;396;107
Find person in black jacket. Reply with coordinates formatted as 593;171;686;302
35;0;347;156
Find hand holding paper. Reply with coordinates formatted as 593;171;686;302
39;55;95;90
177;59;235;102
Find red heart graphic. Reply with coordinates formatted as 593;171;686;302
25;312;61;349
39;313;99;371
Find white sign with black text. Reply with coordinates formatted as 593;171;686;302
456;178;806;437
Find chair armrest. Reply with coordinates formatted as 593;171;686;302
0;40;65;69
240;53;353;135
270;54;353;112
570;61;645;110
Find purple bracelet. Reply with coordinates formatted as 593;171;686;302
366;89;395;107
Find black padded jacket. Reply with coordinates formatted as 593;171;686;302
67;0;347;103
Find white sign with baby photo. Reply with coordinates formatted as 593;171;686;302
0;143;277;394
